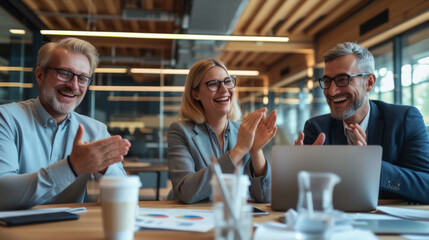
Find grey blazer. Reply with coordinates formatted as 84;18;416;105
167;120;271;203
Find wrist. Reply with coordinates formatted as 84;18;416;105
230;147;246;164
250;151;267;177
67;155;78;177
249;148;262;156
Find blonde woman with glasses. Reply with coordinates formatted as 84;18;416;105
167;58;277;203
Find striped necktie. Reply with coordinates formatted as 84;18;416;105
345;127;357;145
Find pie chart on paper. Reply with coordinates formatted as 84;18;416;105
176;215;204;220
141;213;169;219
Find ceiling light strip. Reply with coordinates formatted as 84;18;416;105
0;66;259;76
10;29;26;35
40;30;289;43
130;68;259;76
108;96;183;102
130;69;189;75
89;85;185;92
90;85;280;93
0;82;33;88
0;67;129;74
94;68;127;73
0;66;33;72
229;70;259;76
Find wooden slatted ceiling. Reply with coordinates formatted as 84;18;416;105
306;0;363;36
240;52;260;69
233;0;364;38
243;0;284;35
290;0;341;35
22;0;182;70
60;0;86;29
259;0;301;36
21;0;367;84
275;0;322;36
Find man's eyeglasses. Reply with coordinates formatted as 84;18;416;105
201;76;236;92
318;73;370;89
45;67;92;87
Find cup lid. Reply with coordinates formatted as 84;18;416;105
100;175;142;188
210;173;250;186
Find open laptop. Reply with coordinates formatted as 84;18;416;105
271;145;383;212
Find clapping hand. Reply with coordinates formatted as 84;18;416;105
348;123;367;146
233;109;265;159
294;132;325;145
250;108;277;153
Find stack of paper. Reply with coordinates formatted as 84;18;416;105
253;221;378;240
377;206;429;221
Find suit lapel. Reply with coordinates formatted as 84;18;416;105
330;118;348;145
367;100;384;145
192;123;213;166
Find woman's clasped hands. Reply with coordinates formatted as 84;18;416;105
230;108;277;174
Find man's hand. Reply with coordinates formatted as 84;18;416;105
294;132;326;145
69;124;131;175
348;123;367;146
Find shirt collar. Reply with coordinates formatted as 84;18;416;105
204;120;230;136
35;97;72;128
343;103;371;135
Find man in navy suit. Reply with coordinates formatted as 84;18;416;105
295;42;429;203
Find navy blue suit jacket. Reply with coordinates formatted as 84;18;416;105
303;100;429;203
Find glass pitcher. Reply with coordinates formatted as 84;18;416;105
295;171;341;240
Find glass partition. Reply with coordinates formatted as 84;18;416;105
370;42;394;103
402;25;429;124
0;5;35;104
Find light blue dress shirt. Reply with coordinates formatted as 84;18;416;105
0;98;126;210
205;122;230;159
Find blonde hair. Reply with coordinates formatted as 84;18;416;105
37;37;99;75
178;58;242;123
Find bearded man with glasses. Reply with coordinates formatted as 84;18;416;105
295;42;429;204
0;38;130;210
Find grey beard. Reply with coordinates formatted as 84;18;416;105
332;95;367;120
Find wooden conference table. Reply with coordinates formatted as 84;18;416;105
0;200;424;240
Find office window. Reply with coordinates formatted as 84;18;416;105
276;91;300;144
370;42;394;103
0;6;34;104
271;78;320;145
86;73;185;162
402;25;429;124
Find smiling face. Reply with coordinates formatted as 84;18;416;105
192;66;234;123
323;54;375;123
36;47;90;123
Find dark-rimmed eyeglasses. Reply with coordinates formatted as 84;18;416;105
318;73;370;89
45;67;92;87
201;76;236;92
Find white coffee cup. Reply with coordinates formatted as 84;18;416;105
100;176;141;240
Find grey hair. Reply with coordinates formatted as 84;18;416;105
37;37;99;75
324;42;375;73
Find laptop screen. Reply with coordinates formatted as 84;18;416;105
271;145;382;212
